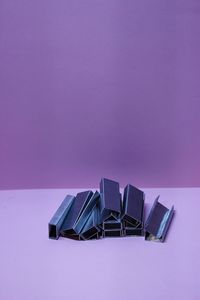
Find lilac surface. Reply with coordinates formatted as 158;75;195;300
0;188;200;300
1;1;200;189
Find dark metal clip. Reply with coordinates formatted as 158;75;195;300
145;196;174;242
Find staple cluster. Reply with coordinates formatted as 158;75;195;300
48;178;174;242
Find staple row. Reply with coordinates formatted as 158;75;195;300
48;178;174;242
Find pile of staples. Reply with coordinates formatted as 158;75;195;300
48;178;174;242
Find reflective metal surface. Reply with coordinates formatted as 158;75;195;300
48;194;75;239
80;205;101;240
100;178;122;222
121;184;144;236
145;196;174;242
60;190;93;237
48;179;174;242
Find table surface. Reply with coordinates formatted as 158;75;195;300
0;187;199;300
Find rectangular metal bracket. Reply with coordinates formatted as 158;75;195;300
145;196;174;242
100;178;122;222
80;205;101;240
60;190;93;237
103;229;122;238
48;195;75;239
121;184;144;236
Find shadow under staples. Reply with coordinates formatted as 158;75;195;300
121;184;144;236
48;194;75;239
145;196;174;242
60;190;93;238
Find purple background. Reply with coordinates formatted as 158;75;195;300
1;0;200;190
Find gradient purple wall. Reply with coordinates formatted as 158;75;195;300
0;0;200;189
